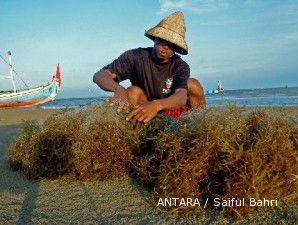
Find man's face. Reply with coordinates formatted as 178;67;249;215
153;38;175;62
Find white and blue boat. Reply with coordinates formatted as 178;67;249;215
0;51;61;108
205;80;224;95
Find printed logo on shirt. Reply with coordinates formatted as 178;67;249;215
162;78;173;94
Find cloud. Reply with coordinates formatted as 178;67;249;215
157;0;230;15
271;2;298;16
157;0;187;14
189;0;230;15
264;32;298;49
191;30;298;77
285;32;298;41
194;58;273;76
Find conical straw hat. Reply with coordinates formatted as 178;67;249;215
145;11;188;55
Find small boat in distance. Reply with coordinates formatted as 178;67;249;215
0;51;61;108
217;80;224;93
205;80;224;95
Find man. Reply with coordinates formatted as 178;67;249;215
93;11;205;123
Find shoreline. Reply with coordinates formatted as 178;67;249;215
1;106;297;126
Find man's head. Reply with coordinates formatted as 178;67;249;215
153;38;175;63
145;11;188;55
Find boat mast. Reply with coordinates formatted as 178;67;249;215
8;52;17;93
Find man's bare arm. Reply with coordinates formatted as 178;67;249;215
93;69;129;108
93;69;121;92
155;88;188;111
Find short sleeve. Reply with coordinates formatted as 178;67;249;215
172;60;190;90
102;50;135;82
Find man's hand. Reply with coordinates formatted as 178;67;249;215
93;69;130;111
107;86;130;111
126;100;161;124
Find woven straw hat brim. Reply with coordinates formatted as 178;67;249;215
145;27;188;55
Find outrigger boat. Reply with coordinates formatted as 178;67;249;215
205;80;224;94
0;51;61;108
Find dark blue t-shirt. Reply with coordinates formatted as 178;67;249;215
102;47;190;101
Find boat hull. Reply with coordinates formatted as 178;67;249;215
0;97;53;108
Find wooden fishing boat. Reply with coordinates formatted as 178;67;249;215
0;51;61;108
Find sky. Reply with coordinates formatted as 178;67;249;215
0;0;297;98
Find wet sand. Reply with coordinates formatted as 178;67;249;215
0;108;61;126
0;108;296;224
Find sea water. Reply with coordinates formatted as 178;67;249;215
41;87;298;109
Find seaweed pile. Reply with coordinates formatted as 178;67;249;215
8;104;142;180
8;105;298;217
133;107;298;216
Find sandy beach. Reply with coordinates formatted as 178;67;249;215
0;108;297;224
